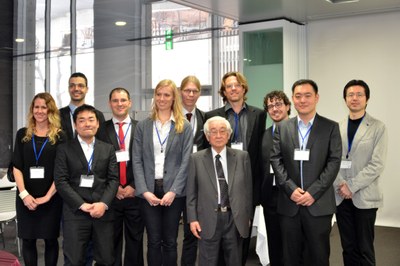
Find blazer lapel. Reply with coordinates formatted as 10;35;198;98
290;118;300;149
349;113;371;155
164;121;176;155
306;114;319;150
145;119;155;158
246;107;256;146
226;148;237;194
106;121;120;150
203;149;218;193
71;139;90;172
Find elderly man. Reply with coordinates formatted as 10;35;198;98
186;116;253;266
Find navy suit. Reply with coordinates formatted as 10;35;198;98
97;118;144;266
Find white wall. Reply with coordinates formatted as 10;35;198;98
307;11;400;227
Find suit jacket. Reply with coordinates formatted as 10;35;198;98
96;118;138;188
193;108;206;151
59;106;106;140
186;147;253;239
260;126;275;207
54;138;119;221
132;117;193;198
205;104;266;204
333;112;387;209
270;114;342;217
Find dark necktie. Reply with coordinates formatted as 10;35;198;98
186;113;193;122
215;154;229;207
117;122;127;186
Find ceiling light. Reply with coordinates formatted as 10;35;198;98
326;0;359;3
115;21;127;26
15;38;24;43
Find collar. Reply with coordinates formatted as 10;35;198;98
77;135;95;147
112;116;131;125
211;146;227;159
224;102;247;113
297;115;316;127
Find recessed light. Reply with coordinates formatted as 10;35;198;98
326;0;359;3
115;21;127;26
15;38;25;43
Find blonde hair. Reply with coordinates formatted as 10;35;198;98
23;92;61;145
151;79;185;133
180;75;201;92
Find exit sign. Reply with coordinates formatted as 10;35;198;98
165;29;173;50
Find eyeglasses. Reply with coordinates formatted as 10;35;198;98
267;102;284;110
182;89;200;95
208;129;228;136
225;83;242;90
346;92;365;98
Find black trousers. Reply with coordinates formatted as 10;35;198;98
336;199;377;266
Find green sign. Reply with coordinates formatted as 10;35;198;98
165;29;173;50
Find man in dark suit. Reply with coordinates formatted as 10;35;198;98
54;104;119;266
204;71;266;264
59;72;105;140
97;88;144;266
260;90;291;266
179;76;206;266
270;79;342;266
187;116;253;266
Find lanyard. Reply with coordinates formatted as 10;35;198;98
115;122;131;146
347;116;364;158
298;125;312;150
87;152;94;174
155;122;173;153
32;134;49;166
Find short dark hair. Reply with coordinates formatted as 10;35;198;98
263;90;291;115
343;79;370;101
73;104;98;123
69;72;88;87
291;79;318;94
109;87;131;100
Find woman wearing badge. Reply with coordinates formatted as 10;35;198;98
132;79;192;266
12;92;65;266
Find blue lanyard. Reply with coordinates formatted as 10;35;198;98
347;116;364;158
155;122;174;152
115;122;131;146
32;134;49;166
233;113;240;142
87;152;94;174
298;125;312;150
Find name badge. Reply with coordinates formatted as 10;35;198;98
340;160;352;169
116;150;130;162
231;142;243;151
30;167;45;179
294;149;310;161
192;144;198;153
80;175;94;188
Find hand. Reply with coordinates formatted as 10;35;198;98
116;186;126;200
160;191;176;206
80;203;94;213
190;221;202;239
290;187;305;203
89;202;107;218
338;183;352;199
296;191;315;206
122;185;135;198
23;195;38;211
35;195;51;205
143;192;161;207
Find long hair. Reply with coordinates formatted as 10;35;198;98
23;92;61;145
219;71;249;103
151;79;185;133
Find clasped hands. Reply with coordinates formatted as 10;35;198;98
23;194;51;211
290;187;315;206
80;202;107;218
337;182;352;199
143;191;176;207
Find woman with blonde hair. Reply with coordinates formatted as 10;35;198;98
133;79;193;266
12;92;65;266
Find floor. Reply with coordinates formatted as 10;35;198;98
1;221;400;265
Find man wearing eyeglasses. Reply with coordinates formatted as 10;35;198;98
186;116;253;266
179;76;206;266
60;72;105;140
260;90;291;266
333;80;387;266
270;79;342;266
205;71;266;265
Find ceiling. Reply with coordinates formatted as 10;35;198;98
170;0;400;24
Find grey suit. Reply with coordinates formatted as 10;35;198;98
186;147;253;265
132;117;193;197
270;114;342;265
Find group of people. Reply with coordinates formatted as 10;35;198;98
11;71;386;266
